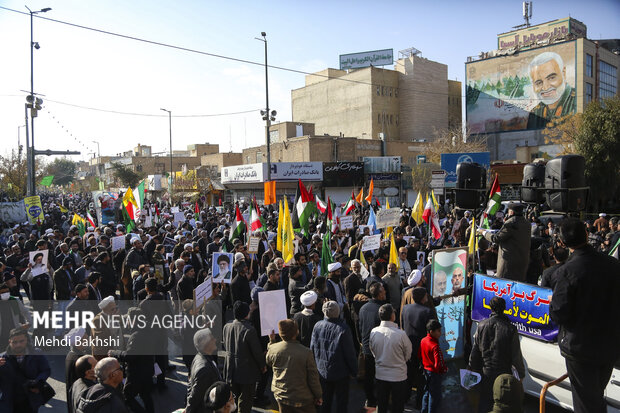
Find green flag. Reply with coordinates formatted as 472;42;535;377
320;231;333;276
40;175;54;187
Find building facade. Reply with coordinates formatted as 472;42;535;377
465;17;619;161
291;54;461;143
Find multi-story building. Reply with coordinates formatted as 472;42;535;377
291;50;461;143
465;17;619;161
95;143;215;186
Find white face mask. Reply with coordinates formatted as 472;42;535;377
0;292;10;301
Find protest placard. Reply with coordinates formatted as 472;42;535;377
212;252;234;284
258;289;288;336
111;235;125;252
29;250;48;277
247;236;261;254
339;215;354;230
361;234;381;251
194;276;213;310
375;208;401;228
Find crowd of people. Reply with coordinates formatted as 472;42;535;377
0;191;618;413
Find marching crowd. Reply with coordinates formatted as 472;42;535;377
0;192;618;413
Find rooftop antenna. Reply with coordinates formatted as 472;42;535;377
523;1;532;27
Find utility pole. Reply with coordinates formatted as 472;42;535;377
25;6;51;196
256;32;276;181
160;108;173;198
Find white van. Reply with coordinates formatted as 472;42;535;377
471;320;620;411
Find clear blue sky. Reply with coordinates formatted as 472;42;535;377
1;0;618;162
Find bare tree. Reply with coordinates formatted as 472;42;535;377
426;125;488;164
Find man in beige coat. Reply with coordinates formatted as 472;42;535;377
266;319;322;413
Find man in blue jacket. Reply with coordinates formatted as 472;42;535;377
310;301;357;413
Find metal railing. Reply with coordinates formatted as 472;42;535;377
539;373;569;413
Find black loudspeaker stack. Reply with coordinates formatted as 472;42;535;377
455;162;486;210
522;162;546;204
544;155;587;212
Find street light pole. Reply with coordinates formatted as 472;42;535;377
256;32;275;182
160;108;173;198
25;6;51;196
92;140;100;158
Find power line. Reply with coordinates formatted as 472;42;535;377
45;99;260;118
0;6;470;100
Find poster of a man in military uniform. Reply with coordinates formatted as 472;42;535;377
526;51;576;129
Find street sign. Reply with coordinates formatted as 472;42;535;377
431;170;446;197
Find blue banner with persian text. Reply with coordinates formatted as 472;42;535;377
471;274;558;342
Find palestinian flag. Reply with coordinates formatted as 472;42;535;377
86;211;96;228
320;230;333;276
293;180;313;234
481;175;501;229
343;190;355;216
230;204;246;241
315;194;327;214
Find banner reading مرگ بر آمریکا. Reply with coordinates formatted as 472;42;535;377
471;273;558;342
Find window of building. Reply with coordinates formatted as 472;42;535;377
389;87;392;97
585;82;593;104
381;86;385;96
390;114;393;124
599;60;617;100
586;54;593;78
377;86;380;96
395;88;399;98
155;163;165;174
136;165;143;172
256;152;262;163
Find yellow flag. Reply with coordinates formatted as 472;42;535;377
431;190;439;211
282;198;294;264
389;233;400;271
72;213;85;226
59;205;68;213
276;200;283;252
385;197;393;240
411;192;424;225
123;187;137;208
468;217;477;255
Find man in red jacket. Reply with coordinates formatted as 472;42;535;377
419;319;447;413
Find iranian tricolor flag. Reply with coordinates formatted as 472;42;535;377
133;181;145;217
343;190;355;216
86;211;96;228
481;175;501;228
295;180;313;234
249;201;263;232
422;197;442;240
315;194;327;214
229;204;246;241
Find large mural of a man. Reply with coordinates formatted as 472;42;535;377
526;51;576;129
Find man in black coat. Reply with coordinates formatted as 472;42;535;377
54;257;76;301
222;301;266;413
357;282;386;408
93;252;116;299
108;307;155;413
468;297;525;413
75;357;129;413
401;287;434;408
177;265;196;302
231;260;251;305
69;355;96;413
550;218;620;413
185;329;222;413
140;279;172;391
